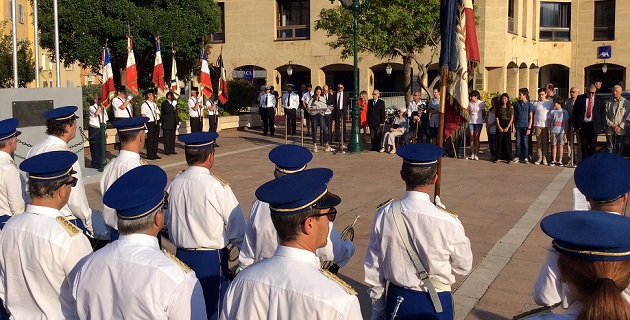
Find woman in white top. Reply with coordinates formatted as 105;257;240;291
380;106;407;154
467;90;485;160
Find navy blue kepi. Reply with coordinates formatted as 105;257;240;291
112;117;149;133
396;143;444;167
0;118;20;141
20;150;77;182
268;145;313;173
103;165;167;220
43;106;78;121
574;152;630;202
178;132;219;150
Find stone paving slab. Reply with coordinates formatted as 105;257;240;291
82;126;575;320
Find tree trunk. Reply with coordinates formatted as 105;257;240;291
403;54;412;106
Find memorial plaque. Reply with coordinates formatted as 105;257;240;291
12;100;54;127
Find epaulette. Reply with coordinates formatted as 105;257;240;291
140;160;148;165
213;173;229;187
376;198;394;210
56;216;81;237
163;249;192;273
10;160;17;169
436;205;458;218
321;269;357;295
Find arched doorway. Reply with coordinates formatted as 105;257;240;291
322;64;355;93
233;65;268;90
276;63;311;93
506;62;519;98
370;62;405;93
585;63;626;93
539;64;569;98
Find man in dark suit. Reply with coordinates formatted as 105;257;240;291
333;83;350;143
572;84;605;161
161;91;179;155
323;85;335;142
367;89;386;151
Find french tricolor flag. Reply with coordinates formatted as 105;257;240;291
101;47;115;107
152;37;165;90
125;35;139;95
216;54;228;104
199;48;213;98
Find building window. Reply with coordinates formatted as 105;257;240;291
276;0;310;40
8;0;12;21
508;0;516;34
539;2;570;41
17;3;23;23
209;2;225;43
594;0;615;40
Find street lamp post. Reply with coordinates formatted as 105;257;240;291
333;0;369;152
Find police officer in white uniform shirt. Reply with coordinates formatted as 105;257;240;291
141;88;161;160
282;83;300;135
112;86;134;122
27;106;93;235
260;86;277;136
365;143;472;320
167;132;246;320
222;168;363;320
206;95;220;136
0;151;92;319
100;117;149;241
0;118;27;226
533;152;630;307
71;165;207;320
188;86;203;133
88;96;109;168
239;144;355;271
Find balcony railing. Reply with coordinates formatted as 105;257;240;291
539;27;570;41
594;26;614;41
277;25;310;40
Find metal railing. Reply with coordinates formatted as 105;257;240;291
539;27;570;41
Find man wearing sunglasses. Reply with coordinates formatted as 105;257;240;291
71;165;207;319
0;151;92;319
222;168;362;320
27;106;93;236
365;144;472;320
239;145;354;271
572;84;606;160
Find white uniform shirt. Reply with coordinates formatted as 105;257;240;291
71;233;207;320
239;199;355;269
282;92;300;109
407;100;424;119
222;246;363;320
166;166;246;249
0;205;92;318
112;96;132;119
89;103;109;128
206;100;218;115
99;150;144;229
27;135;93;232
141;100;160;122
260;94;276;109
188;97;201;117
302;91;313;108
365;191;473;301
0;151;26;216
533;244;630;306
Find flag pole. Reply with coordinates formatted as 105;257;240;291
435;66;448;199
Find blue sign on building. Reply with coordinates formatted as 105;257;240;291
242;68;254;80
597;46;612;59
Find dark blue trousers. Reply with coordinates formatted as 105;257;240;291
176;248;230;320
0;215;10;230
386;284;454;320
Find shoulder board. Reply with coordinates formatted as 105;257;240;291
436;205;458;218
140;160;148;165
376;198;394;210
10;160;17;169
163;249;192;273
213;173;229;187
56;216;81;237
321;269;357;295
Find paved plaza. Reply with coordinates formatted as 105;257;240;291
82;126;577;320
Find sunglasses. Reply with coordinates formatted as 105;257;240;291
338;87;343;89
588;92;596;95
301;207;338;224
63;176;78;188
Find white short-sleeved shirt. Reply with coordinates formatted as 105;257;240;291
282;92;300;109
533;100;553;127
0;151;26;217
468;100;486;125
112;96;132;119
206;100;218;115
99;150;144;229
188;97;201;117
239;199;355;269
0;205;92;318
88;103;109;128
27;135;93;233
222;246;363;320
365;191;472;302
141;100;160;122
166;166;246;250
71;234;207;320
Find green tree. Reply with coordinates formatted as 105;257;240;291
0;21;36;88
35;0;221;89
315;0;440;104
